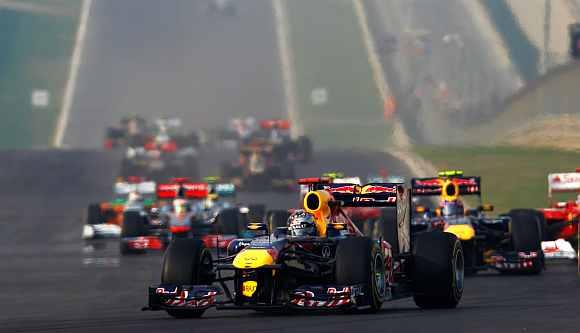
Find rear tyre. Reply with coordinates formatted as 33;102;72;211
247;204;266;223
162;239;214;318
378;208;399;256
510;210;543;274
509;209;548;241
413;232;464;309
266;210;290;233
215;208;243;235
120;211;148;255
335;237;385;312
86;204;102;225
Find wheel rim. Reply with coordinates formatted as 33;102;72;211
373;253;386;298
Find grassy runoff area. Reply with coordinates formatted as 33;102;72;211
0;2;81;149
416;146;580;214
285;0;392;150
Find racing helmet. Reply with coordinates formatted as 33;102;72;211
288;210;317;237
127;191;142;203
173;198;191;214
441;200;465;217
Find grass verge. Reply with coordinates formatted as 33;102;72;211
415;146;580;213
0;2;81;149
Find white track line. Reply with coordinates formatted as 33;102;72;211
53;0;92;148
352;0;410;149
272;0;302;138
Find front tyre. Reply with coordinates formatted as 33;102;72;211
161;239;214;318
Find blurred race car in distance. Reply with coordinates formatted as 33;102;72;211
120;178;250;254
117;117;200;180
411;170;544;274
82;177;156;240
220;142;295;192
143;178;464;318
104;115;148;149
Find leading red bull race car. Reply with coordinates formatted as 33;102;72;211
143;178;464;318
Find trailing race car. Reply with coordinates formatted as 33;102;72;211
104;115;149;149
120;118;199;180
120;178;248;254
82;177;157;240
143;178;464;318
411;170;544;274
542;172;580;240
220;142;295;192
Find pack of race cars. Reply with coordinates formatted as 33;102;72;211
86;118;578;318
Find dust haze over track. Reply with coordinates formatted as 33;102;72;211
2;1;579;332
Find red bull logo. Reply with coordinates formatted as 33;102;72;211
360;185;397;194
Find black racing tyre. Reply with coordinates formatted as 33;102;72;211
509;210;543;274
413;232;464;309
86;204;102;225
510;211;542;251
215;208;243;235
335;237;385;312
267;210;290;232
248;204;266;224
162;239;214;319
378;208;399;256
121;211;148;238
509;209;548;241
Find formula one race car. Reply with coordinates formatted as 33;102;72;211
104;115;149;149
120;118;199;180
411;170;544;274
82;177;157;240
220;142;295;192
120;178;248;254
543;171;580;241
143;178;464;318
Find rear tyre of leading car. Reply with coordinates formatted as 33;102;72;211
335;237;385;312
413;232;464;309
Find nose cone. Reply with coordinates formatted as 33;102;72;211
233;249;275;269
445;224;475;241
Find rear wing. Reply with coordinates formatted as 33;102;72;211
548;172;580;196
156;182;208;199
317;183;401;207
209;183;236;197
300;177;411;254
411;176;481;196
114;181;156;196
259;119;290;130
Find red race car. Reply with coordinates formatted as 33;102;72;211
539;170;580;242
